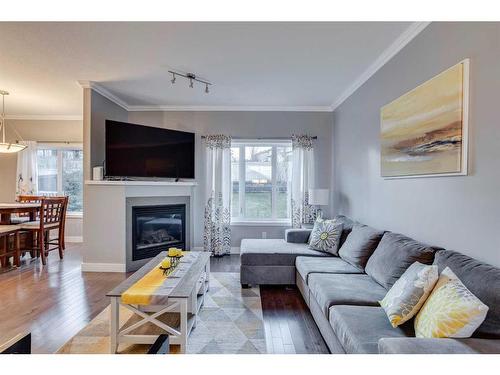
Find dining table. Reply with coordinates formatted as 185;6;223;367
0;203;41;225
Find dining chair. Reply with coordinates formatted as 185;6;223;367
11;195;44;224
0;226;20;268
17;197;66;265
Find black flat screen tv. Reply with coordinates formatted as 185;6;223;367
105;120;195;179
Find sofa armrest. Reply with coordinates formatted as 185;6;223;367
285;229;312;244
378;337;500;354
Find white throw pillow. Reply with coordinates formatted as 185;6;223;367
308;218;343;255
380;261;438;327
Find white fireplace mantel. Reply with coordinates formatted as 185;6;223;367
85;180;197;187
82;180;197;272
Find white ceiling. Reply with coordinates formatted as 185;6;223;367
0;22;424;117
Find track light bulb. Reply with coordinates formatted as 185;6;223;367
171;73;176;84
205;84;209;94
189;78;194;88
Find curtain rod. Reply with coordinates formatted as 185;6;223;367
200;136;317;140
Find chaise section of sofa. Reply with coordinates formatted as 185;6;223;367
240;236;330;286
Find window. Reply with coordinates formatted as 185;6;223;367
231;140;292;223
37;144;83;214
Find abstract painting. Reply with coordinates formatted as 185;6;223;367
381;60;469;178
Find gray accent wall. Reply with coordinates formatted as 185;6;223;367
333;22;500;267
86;97;333;249
127;111;333;248
89;90;128;170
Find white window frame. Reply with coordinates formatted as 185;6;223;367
230;139;292;226
37;142;83;216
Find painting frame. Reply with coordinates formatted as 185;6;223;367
380;59;469;179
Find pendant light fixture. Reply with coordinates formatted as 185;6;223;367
0;90;26;154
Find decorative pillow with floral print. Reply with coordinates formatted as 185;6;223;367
414;267;489;338
380;261;439;327
308;218;343;255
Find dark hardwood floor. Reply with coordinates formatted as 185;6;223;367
0;248;328;354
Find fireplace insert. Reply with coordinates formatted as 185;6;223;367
132;204;186;261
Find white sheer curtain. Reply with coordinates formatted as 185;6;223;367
291;135;316;228
203;135;232;256
16;141;38;196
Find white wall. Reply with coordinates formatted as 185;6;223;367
333;22;500;267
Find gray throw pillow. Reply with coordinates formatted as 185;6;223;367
339;224;385;270
308;218;343;255
365;232;438;289
333;215;355;247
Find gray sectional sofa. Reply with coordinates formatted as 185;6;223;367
240;215;500;354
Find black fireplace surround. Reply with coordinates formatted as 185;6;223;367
132;204;186;261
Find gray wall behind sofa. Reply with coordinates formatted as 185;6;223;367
333;22;500;267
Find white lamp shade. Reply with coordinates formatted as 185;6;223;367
0;142;27;153
309;189;329;206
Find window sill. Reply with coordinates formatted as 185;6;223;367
67;212;83;219
231;220;292;227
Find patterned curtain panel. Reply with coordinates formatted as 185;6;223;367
291;135;316;228
203;135;232;256
16;141;38;197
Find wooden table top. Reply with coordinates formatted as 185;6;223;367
0;203;41;209
0;225;20;235
107;251;210;301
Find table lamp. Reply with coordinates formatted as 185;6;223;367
309;189;329;219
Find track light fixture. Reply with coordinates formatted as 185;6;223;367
168;70;212;94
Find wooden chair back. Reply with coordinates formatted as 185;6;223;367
17;195;44;203
40;197;66;229
16;195;44;218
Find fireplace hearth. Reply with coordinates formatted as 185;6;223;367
132;204;186;261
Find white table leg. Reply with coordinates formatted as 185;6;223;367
110;297;119;354
179;299;188;353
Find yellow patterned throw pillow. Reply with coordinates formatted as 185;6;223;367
380;262;438;327
414;267;489;338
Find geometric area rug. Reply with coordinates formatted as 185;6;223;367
57;272;266;354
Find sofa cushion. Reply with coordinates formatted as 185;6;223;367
338;224;385;270
333;215;355;247
378;337;500;354
240;239;330;267
365;232;438;289
296;256;362;283
433;249;500;339
308;273;387;316
329;305;414;354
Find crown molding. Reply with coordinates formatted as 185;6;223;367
78;80;129;110
331;21;431;111
127;105;333;112
5;114;83;121
77;23;430;114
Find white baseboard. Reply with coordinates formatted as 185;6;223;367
192;246;240;254
81;262;126;272
66;236;83;243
